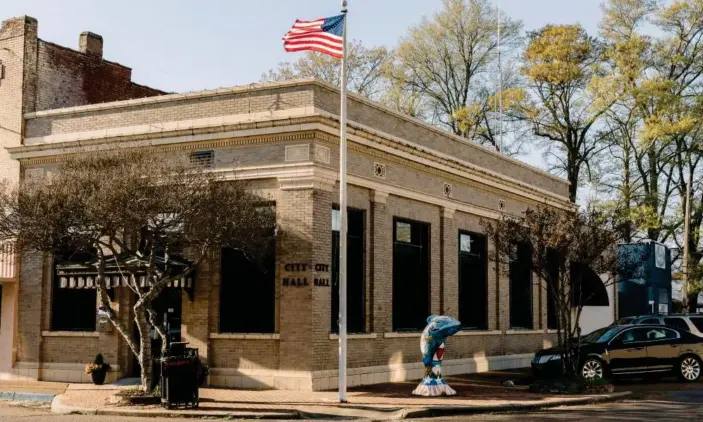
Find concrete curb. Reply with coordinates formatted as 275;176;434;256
51;395;301;419
50;391;633;420
0;391;57;403
400;391;633;418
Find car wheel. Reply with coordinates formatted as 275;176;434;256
581;358;605;381
678;355;702;382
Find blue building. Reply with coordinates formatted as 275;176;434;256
617;242;672;317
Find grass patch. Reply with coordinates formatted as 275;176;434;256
115;386;160;397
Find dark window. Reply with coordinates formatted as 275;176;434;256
614;328;647;344
219;239;276;333
509;242;533;329
545;248;560;330
331;208;365;333
639;318;661;325
644;327;677;340
690;317;703;332
51;249;97;332
392;218;430;331
458;231;487;330
665;318;689;332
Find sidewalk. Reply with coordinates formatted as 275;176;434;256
50;370;631;419
0;380;68;402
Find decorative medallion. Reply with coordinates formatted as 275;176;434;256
443;183;452;198
373;162;386;179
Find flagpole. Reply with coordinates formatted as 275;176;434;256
338;0;349;404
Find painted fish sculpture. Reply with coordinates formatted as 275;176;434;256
412;315;462;397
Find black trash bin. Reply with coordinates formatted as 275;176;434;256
160;342;199;409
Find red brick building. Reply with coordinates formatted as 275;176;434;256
0;16;600;390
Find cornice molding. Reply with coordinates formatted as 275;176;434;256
13;114;572;209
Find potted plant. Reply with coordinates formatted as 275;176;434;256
85;353;111;385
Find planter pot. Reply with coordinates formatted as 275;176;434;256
90;369;108;385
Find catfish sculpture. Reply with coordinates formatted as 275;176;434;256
412;315;462;397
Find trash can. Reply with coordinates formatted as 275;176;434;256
160;342;199;409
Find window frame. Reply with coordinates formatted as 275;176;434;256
50;252;98;332
218;201;277;334
331;206;367;334
508;241;533;329
457;230;488;330
392;217;431;331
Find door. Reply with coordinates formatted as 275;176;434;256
644;327;680;372
607;328;648;374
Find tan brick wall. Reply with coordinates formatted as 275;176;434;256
277;188;315;371
181;254;214;361
42;337;99;363
210;340;279;369
25;86;315;139
441;212;458;318
0;17;32;187
313;85;568;197
16;252;44;364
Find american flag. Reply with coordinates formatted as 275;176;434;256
283;14;345;58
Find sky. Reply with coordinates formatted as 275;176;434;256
2;0;607;171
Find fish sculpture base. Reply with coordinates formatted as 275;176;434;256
411;315;461;397
412;363;456;397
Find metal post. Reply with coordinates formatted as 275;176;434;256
497;0;503;153
683;174;692;311
338;0;349;404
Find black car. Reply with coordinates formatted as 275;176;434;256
532;324;703;381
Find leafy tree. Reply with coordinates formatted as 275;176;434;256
598;0;703;301
482;207;621;378
0;150;276;390
387;0;522;151
262;40;392;101
518;24;614;203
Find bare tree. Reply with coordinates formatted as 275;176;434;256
0;150;277;390
262;40;392;101
387;0;522;146
482;207;621;378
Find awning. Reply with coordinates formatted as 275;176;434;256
571;262;609;307
55;253;196;300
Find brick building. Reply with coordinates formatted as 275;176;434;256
0;16;596;390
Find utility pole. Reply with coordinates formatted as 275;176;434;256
683;174;692;311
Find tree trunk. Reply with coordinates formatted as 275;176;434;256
567;151;580;204
135;308;153;391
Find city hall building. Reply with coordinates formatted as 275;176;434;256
0;16;603;390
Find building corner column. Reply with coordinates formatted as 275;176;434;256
277;175;334;386
370;190;390;333
440;207;457;318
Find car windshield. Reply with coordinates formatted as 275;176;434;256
614;317;633;325
581;327;621;344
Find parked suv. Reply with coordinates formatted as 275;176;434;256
612;314;703;337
